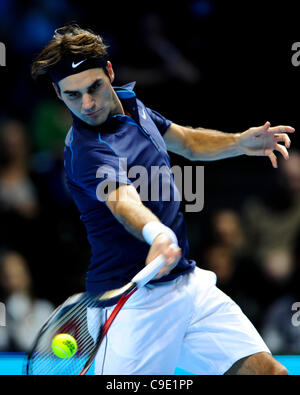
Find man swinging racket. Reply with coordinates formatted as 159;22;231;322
31;24;293;374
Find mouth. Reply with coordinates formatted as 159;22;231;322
84;109;103;118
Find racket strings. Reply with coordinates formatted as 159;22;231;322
27;285;138;375
31;316;97;374
28;295;104;375
26;255;165;375
32;310;94;373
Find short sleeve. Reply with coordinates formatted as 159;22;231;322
77;145;132;202
145;107;172;136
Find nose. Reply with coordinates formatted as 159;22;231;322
82;93;96;113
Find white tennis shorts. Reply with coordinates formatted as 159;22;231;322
88;267;270;375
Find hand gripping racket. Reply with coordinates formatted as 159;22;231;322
25;255;166;375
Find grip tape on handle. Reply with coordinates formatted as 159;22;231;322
131;255;165;288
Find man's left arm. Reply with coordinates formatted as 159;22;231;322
163;121;295;168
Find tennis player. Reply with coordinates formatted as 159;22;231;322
31;24;293;375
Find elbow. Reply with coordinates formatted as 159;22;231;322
111;199;143;219
106;197;129;218
185;149;217;162
111;200;127;218
182;141;197;161
183;145;206;161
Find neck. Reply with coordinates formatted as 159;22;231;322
111;89;125;116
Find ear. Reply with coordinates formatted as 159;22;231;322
106;61;115;83
52;82;62;100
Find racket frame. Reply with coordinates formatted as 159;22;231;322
25;254;166;375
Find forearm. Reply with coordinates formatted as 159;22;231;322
111;199;160;242
106;185;181;278
165;121;294;164
184;127;243;161
106;185;178;248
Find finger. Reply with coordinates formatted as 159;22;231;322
158;247;181;278
155;264;173;278
169;243;179;251
165;252;180;267
260;121;271;132
165;244;181;259
268;126;295;134
275;143;289;160
274;133;291;148
267;151;278;168
169;244;181;259
154;269;165;279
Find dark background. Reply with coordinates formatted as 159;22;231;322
0;0;300;353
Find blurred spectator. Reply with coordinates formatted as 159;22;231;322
0;118;45;266
0;118;40;220
261;248;294;287
201;242;264;327
0;118;89;306
238;151;300;322
242;150;300;261
30;99;72;155
199;209;288;327
279;149;300;200
0;118;80;302
202;244;235;287
210;209;245;253
260;230;300;354
200;209;246;285
251;247;296;319
0;251;54;352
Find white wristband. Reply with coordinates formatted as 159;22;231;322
142;221;178;246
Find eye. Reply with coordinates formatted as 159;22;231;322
67;92;80;100
90;82;102;93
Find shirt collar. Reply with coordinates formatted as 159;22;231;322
116;81;136;91
113;81;136;100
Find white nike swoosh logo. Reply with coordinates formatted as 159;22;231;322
141;108;147;120
72;59;87;68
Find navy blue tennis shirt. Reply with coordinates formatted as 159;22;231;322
64;82;196;294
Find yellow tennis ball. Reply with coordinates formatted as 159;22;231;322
51;334;78;359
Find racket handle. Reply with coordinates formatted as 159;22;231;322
132;254;166;288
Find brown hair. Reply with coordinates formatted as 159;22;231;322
31;23;109;80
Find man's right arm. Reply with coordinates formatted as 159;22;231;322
105;184;181;279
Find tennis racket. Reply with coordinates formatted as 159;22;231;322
25;254;166;375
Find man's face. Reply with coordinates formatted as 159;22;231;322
55;65;120;126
